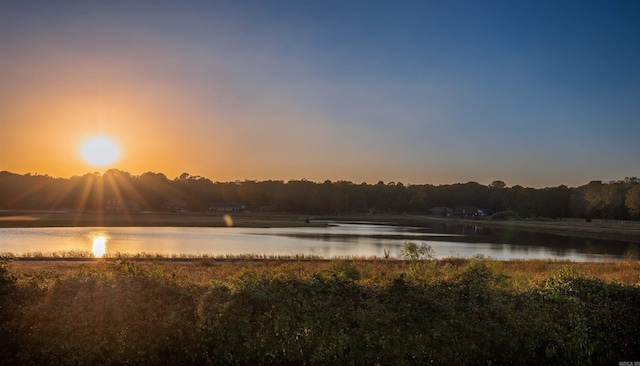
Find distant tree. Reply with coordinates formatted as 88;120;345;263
601;182;629;219
537;185;571;218
513;186;537;217
569;187;589;218
585;181;605;209
408;186;433;212
568;180;636;220
626;185;640;219
489;180;507;189
138;172;176;210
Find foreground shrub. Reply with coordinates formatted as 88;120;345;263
0;256;20;363
14;262;204;365
201;273;363;364
4;260;640;364
538;267;640;363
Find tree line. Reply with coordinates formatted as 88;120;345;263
1;170;639;220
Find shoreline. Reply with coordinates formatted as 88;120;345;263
0;210;322;228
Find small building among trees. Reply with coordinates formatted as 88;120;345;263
454;206;478;217
209;203;246;212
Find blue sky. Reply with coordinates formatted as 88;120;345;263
1;0;639;187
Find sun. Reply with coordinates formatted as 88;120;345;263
91;234;108;258
80;136;121;167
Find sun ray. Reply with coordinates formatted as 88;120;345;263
104;171;133;224
72;173;105;225
1;174;59;209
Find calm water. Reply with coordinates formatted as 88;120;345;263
0;222;635;261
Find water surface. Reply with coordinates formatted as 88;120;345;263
0;222;634;261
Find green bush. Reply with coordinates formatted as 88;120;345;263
328;260;361;281
400;241;435;261
4;260;640;364
0;256;19;363
538;267;640;363
14;262;204;365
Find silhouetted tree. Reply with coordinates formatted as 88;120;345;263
626;185;640;219
489;180;507;189
2;170;638;220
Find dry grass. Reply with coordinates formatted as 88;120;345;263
9;257;640;287
484;259;640;289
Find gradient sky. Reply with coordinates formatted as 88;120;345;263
1;0;639;187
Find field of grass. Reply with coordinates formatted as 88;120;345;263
2;255;639;364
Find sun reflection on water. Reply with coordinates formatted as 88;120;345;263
91;234;108;258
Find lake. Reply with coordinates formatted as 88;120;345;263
0;222;635;261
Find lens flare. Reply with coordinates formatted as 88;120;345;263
223;214;234;227
91;235;107;258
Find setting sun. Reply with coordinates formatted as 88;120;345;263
80;136;120;167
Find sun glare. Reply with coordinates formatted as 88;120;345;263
80;136;120;167
91;235;107;258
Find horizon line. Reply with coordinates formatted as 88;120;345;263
2;169;636;190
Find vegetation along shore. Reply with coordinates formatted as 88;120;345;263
2;254;639;364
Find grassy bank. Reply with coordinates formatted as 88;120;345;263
449;217;640;242
2;256;639;364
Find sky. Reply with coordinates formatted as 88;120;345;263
1;0;639;188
